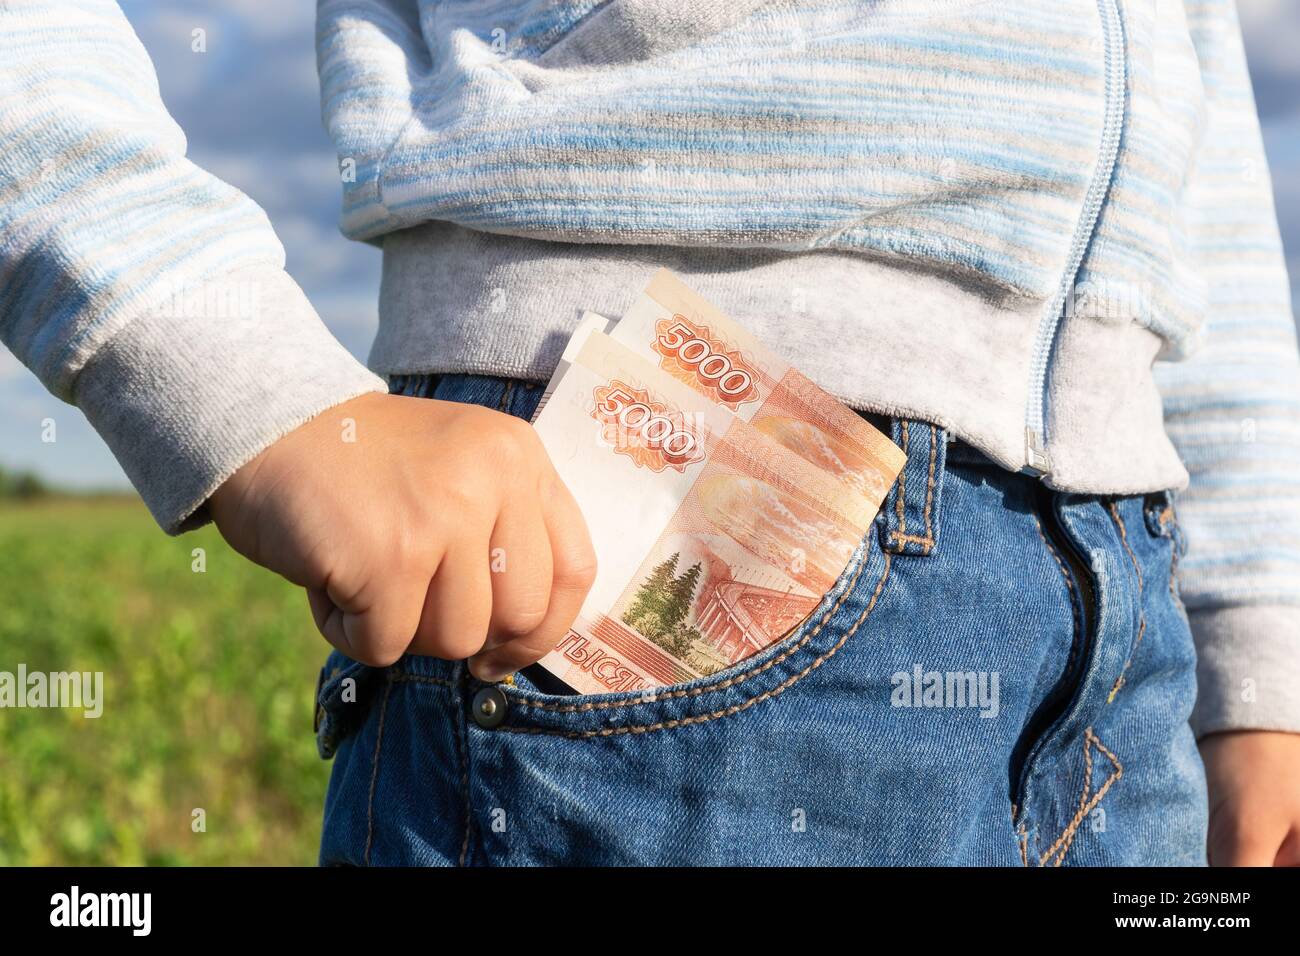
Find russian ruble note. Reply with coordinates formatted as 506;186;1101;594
605;268;906;505
532;330;880;694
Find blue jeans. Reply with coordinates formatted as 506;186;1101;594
315;373;1208;865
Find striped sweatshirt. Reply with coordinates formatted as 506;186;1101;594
1;0;1297;736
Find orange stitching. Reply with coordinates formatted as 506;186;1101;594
1050;729;1122;866
1108;502;1144;590
1107;617;1145;701
512;533;876;713
363;678;393;866
1107;502;1146;703
890;531;934;550
498;553;892;739
389;672;454;688
1039;727;1122;866
1078;726;1095;815
1017;823;1030;867
895;421;910;535
1032;513;1080;643
924;424;937;541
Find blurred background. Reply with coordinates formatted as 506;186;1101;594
0;1;1297;864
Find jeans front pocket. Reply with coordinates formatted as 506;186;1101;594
475;519;892;739
389;371;917;737
315;650;384;759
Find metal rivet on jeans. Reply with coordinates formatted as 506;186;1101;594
471;686;507;729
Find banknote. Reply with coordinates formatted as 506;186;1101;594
530;310;612;423
532;330;878;694
606;268;906;505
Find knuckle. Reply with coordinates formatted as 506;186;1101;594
489;415;542;467
557;550;598;590
515;628;565;662
415;626;481;661
439;631;486;660
439;476;485;516
497;599;549;637
353;640;405;668
390;523;428;569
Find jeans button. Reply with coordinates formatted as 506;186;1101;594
471;686;507;729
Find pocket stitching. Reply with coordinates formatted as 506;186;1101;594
1105;502;1146;703
1038;726;1123;866
389;673;455;689
886;423;937;554
513;530;879;714
497;552;892;739
1032;512;1081;644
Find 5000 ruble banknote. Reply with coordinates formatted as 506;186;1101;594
606;268;906;504
532;330;887;695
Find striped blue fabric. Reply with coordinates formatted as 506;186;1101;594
1153;2;1300;618
319;0;1300;626
318;0;1300;733
0;0;1297;731
0;0;287;398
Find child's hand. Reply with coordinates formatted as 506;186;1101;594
1201;730;1300;866
208;392;597;681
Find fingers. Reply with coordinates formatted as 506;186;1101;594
307;572;426;666
1208;812;1292;867
470;470;596;681
410;535;493;660
1210;832;1280;867
306;430;596;682
1276;829;1300;867
483;501;554;646
538;469;599;628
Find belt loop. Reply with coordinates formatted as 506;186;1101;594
1141;490;1175;539
880;419;947;556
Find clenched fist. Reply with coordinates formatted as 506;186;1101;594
209;392;597;681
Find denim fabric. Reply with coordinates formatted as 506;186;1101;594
316;374;1207;866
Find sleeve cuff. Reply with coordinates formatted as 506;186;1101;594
72;263;387;533
1188;604;1300;738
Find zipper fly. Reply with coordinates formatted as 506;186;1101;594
1022;0;1128;478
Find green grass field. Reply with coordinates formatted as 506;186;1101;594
0;498;329;865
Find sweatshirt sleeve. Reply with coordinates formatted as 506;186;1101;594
1154;0;1300;737
0;0;386;532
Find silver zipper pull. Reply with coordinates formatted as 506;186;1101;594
1025;427;1052;477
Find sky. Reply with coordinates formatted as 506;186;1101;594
1;0;1298;491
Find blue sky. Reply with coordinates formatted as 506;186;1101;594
2;0;1298;490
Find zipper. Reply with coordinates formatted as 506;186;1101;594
1022;0;1128;478
1042;490;1094;630
1011;484;1097;815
